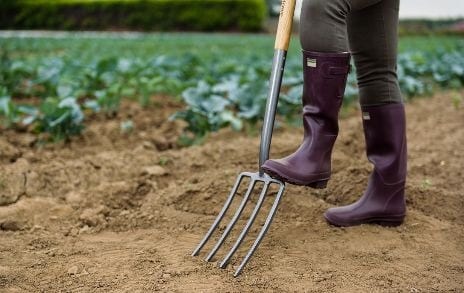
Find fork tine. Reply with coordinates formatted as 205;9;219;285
205;179;257;262
192;173;245;257
219;181;270;269
233;182;285;277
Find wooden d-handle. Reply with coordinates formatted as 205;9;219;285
274;0;296;51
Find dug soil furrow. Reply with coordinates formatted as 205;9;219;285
1;92;463;292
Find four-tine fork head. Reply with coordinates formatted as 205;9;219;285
191;171;285;277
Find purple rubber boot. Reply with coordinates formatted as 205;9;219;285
262;50;351;188
324;103;407;227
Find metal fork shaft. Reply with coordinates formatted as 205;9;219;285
259;49;287;176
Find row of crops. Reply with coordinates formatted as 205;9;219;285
1;34;463;143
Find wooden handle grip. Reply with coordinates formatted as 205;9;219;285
274;0;296;50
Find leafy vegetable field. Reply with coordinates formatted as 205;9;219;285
1;33;463;143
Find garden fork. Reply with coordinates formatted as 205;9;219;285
191;0;296;277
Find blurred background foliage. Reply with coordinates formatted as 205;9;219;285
0;0;266;32
1;0;463;35
0;0;463;144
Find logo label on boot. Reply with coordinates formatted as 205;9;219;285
307;58;317;68
362;112;371;120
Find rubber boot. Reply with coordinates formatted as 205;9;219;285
262;50;351;188
324;103;407;227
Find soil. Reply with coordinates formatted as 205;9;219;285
0;92;463;292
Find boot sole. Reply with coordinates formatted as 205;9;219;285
263;168;328;189
324;213;405;227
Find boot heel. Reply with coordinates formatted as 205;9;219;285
307;180;328;189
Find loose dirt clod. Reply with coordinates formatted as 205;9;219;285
67;266;79;275
0;140;21;162
141;166;168;177
0;220;22;231
0;159;30;206
65;191;83;206
79;205;108;227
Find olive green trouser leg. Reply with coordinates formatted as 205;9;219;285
299;0;402;106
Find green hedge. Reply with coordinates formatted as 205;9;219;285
0;0;267;32
398;18;464;36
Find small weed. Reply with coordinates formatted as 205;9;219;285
158;157;170;166
451;92;462;109
120;120;134;134
421;178;432;189
0;178;5;190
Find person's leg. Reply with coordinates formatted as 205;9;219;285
347;0;402;105
299;0;351;52
324;0;407;227
299;0;383;52
262;0;380;187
